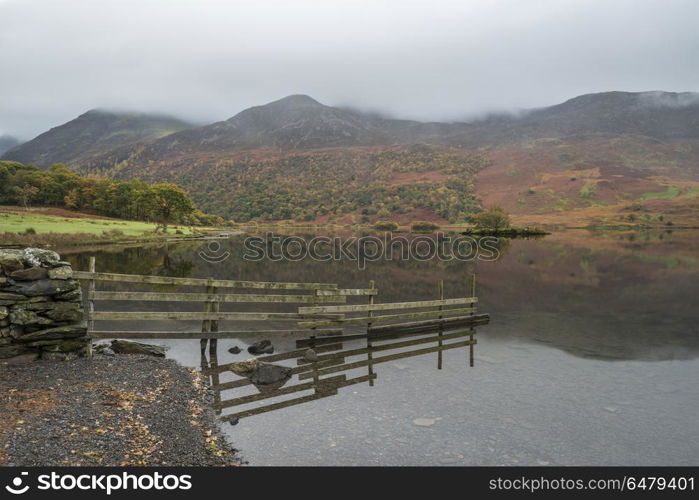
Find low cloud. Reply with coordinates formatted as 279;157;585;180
1;0;698;139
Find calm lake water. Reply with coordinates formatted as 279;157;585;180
61;229;699;465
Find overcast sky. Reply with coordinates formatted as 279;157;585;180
1;0;698;139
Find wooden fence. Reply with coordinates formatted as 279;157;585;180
75;257;375;341
75;259;489;419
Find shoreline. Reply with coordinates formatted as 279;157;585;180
0;354;241;466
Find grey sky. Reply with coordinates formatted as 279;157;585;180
1;0;698;139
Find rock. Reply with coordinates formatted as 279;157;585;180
0;306;7;320
0;249;24;274
0;326;10;337
42;351;79;361
110;339;166;357
43;302;83;322
6;278;80;297
303;348;318;362
16;324;87;341
412;418;437;427
48;266;72;280
9;267;49;281
250;364;291;386
54;288;82;301
0;292;28;302
0;344;30;358
93;343;117;356
228;346;242;354
8;325;24;339
247;339;274;355
40;340;86;353
21;248;60;268
230;358;260;376
2;352;40;364
229;417;240;426
9;307;53;326
230;358;292;387
0;318;8;327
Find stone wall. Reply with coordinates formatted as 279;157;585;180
0;248;88;362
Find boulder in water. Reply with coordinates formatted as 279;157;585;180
247;339;274;355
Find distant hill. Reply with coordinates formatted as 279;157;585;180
1;110;194;168
438;91;699;147
0;135;21;156
9;91;699;225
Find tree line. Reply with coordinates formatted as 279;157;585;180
0;161;220;228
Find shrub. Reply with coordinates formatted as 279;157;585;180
410;221;440;232
24;227;37;235
373;220;398;231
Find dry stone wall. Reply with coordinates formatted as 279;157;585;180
0;248;87;362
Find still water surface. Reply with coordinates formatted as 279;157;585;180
62;229;699;465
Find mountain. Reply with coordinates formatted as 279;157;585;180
136;94;423;158
1;109;194;168
440;91;699;146
7;91;699;226
0;135;21;156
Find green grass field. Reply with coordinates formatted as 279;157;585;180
0;209;195;237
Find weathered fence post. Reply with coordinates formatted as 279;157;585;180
204;278;221;409
437;279;444;370
86;256;96;358
366;280;375;386
470;273;476;367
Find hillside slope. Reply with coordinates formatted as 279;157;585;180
11;91;699;225
1;110;194;168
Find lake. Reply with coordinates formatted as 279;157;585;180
61;229;699;465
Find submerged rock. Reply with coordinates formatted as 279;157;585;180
228;346;242;354
230;358;292;388
247;339;274;355
303;348;318;362
412;418;437;427
111;339;166;357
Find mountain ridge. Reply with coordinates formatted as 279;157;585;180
2;109;195;167
3;90;699;226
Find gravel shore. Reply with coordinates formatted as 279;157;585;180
0;354;241;466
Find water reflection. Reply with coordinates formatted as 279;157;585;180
62;229;699;362
200;325;480;422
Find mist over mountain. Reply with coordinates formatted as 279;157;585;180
2;110;194;168
0;135;21;156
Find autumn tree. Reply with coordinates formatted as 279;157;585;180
13;184;39;209
151;183;195;232
472;205;511;231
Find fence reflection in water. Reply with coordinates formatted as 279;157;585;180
200;323;484;422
